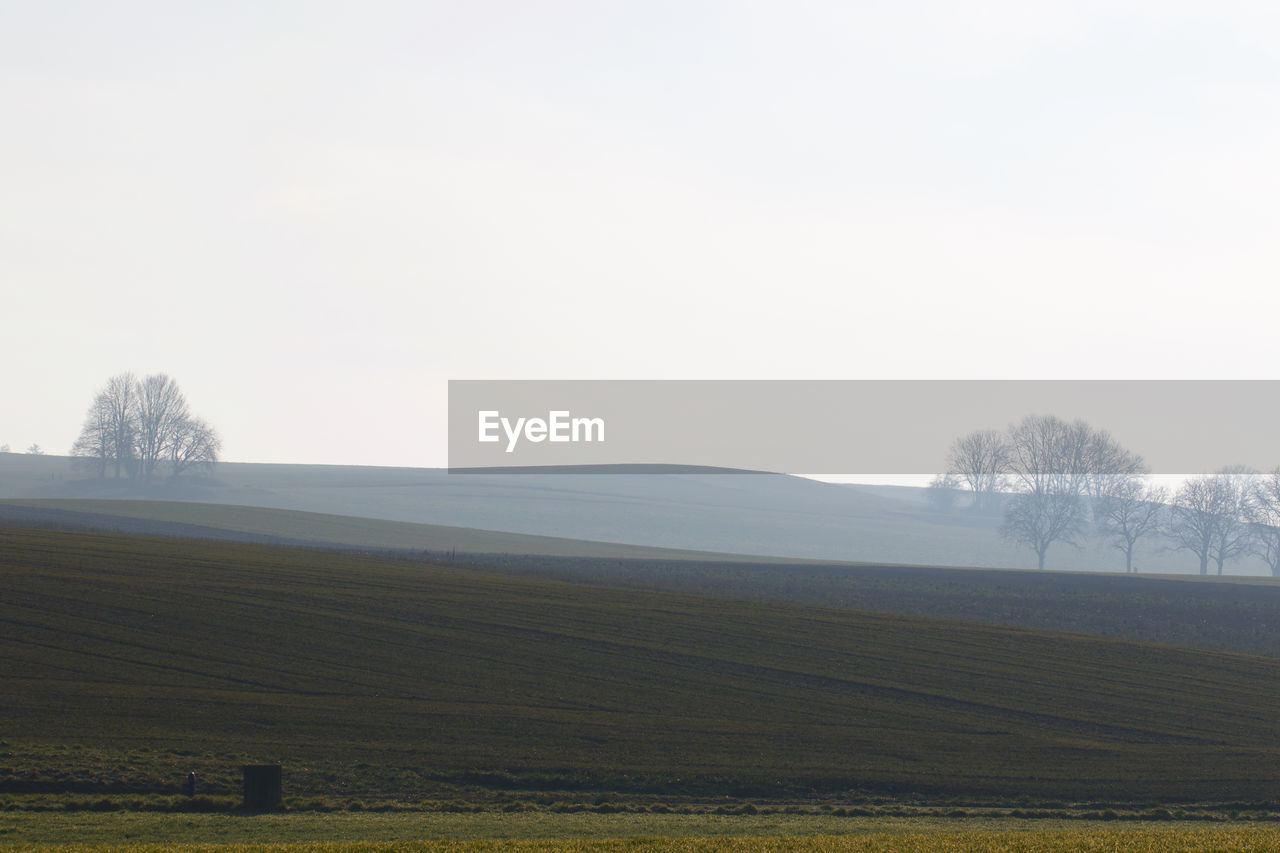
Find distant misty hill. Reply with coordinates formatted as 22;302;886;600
0;453;1249;574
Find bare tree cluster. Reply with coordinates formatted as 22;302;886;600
1167;465;1280;576
71;372;221;482
935;416;1280;576
1248;468;1280;578
946;429;1009;512
1097;477;1167;574
1000;415;1149;571
0;443;46;454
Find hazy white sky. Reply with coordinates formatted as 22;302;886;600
4;1;1280;467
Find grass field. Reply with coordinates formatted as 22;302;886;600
5;526;1280;804
0;498;789;561
501;554;1280;658
7;499;1280;661
4;811;1280;848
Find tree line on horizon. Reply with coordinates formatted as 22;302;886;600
930;415;1280;576
70;372;221;483
0;443;45;454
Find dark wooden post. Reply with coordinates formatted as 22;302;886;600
242;764;282;811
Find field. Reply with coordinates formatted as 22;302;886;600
10;494;1280;653
7;523;1280;848
0;453;1230;572
7;497;1280;658
5;526;1280;805
0;498;781;561
498;554;1280;657
4;811;1280;849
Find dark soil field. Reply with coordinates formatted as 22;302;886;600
7;499;1280;658
492;555;1280;658
4;526;1280;806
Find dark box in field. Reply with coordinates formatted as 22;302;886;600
242;764;282;810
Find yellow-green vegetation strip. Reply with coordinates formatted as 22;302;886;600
5;827;1280;852
3;812;1280;848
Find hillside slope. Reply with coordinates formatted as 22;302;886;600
7;499;1280;658
0;498;802;562
3;527;1279;801
496;554;1280;658
0;454;1231;572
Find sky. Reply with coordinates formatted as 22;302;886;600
4;1;1280;469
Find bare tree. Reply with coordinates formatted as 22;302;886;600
1247;467;1280;578
70;372;137;478
168;416;221;478
1207;466;1256;576
104;372;137;479
71;372;220;483
946;429;1008;512
1096;477;1167;573
1000;415;1095;570
71;391;113;478
1169;475;1222;576
25;443;44;455
134;374;190;483
1002;490;1090;571
1084;430;1147;512
0;444;11;453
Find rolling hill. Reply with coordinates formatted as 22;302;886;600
0;498;800;562
4;526;1280;802
6;498;1280;659
0;453;1246;573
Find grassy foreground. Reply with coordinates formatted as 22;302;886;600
2;811;1280;850
5;830;1280;853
